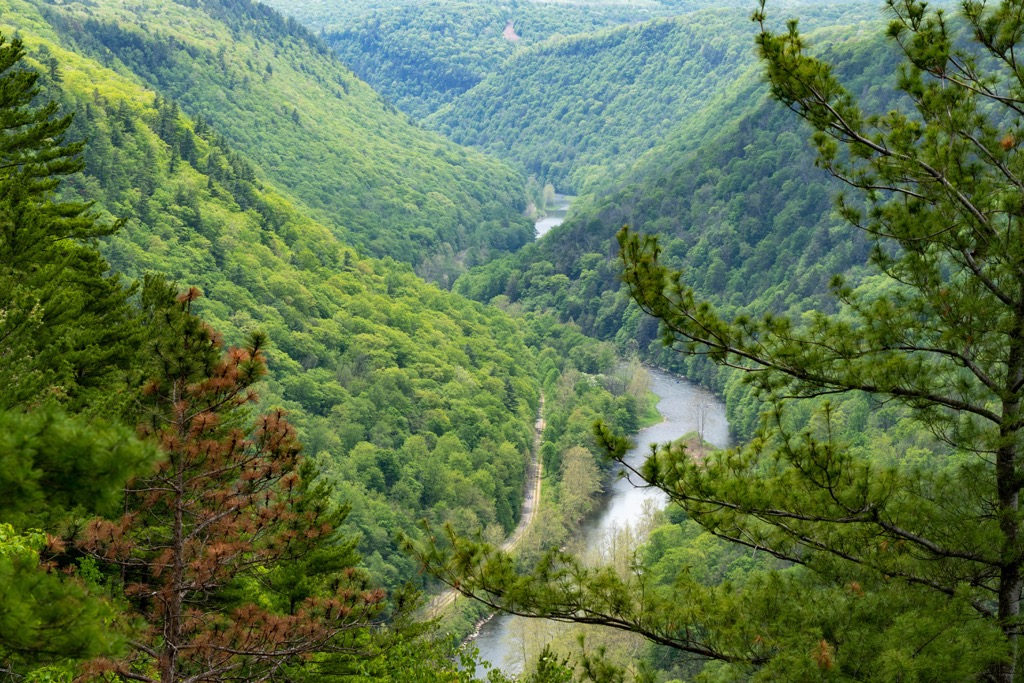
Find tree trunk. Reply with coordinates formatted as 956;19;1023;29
994;312;1024;683
161;389;187;683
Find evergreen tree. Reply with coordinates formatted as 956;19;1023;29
0;33;137;412
414;2;1024;680
83;281;387;683
0;411;152;680
0;34;153;679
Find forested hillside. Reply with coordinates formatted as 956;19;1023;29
0;28;433;680
0;0;555;598
453;20;896;392
7;0;1008;680
299;1;699;119
27;0;533;276
420;1;1024;680
266;0;749;34
440;20;920;674
426;5;877;194
429;10;757;193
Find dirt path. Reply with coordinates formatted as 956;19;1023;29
500;394;545;553
426;394;545;618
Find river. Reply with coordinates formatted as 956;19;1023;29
472;368;730;677
534;194;574;239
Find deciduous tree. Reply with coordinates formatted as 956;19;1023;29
414;2;1024;680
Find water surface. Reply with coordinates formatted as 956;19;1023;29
535;194;574;239
472;368;729;677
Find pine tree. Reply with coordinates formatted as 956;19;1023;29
0;33;137;412
0;410;153;680
83;281;387;683
413;2;1024;680
0;33;155;680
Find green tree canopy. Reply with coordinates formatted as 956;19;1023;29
0;33;137;412
0;33;153;679
414;2;1024;680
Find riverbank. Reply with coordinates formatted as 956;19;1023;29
638;388;663;428
425;394;546;620
535;194;574;239
472;369;730;676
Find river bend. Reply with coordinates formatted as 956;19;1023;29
472;368;729;676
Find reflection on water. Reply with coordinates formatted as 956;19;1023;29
472;368;730;677
535;194;574;239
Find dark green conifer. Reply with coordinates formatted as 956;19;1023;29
0;33;152;679
414;2;1024;680
0;34;137;412
0;410;152;677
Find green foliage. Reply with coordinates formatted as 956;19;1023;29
518;354;644;557
0;8;646;677
0;33;153;679
308;0;699;119
428;11;758;194
0;0;551;593
305;634;517;682
265;0;753;35
0;31;138;412
452;15;899;445
424;3;877;195
417;1;1024;680
0;408;154;532
32;0;533;274
0;523;123;679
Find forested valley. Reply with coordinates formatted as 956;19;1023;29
5;0;1024;681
